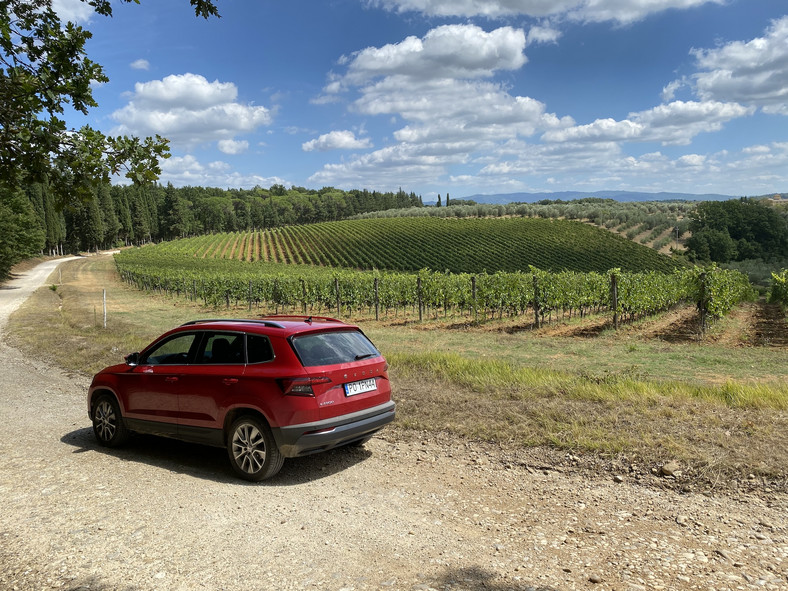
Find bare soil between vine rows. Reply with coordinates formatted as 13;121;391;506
479;300;788;347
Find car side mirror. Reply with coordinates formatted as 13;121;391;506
125;352;140;367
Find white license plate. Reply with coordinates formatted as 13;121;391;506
344;378;377;396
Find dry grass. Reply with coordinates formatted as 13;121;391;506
6;255;788;486
390;355;788;482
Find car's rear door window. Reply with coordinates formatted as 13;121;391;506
198;332;245;364
291;330;379;367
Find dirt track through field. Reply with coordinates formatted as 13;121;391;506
1;259;787;591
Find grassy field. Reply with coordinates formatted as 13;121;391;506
7;255;788;489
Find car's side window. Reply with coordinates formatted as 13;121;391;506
247;334;274;364
199;332;245;364
142;333;197;365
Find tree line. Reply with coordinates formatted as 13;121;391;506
0;182;423;279
686;198;788;264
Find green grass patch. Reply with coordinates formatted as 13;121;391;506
389;351;788;410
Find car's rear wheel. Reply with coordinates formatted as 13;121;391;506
227;416;284;481
91;395;129;447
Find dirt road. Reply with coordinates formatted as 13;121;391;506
0;260;786;591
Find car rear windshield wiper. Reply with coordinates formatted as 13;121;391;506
354;353;376;360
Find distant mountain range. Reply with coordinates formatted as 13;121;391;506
459;190;738;204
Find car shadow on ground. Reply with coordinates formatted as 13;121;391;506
61;426;373;486
435;566;560;591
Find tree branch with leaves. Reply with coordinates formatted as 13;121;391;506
0;0;218;206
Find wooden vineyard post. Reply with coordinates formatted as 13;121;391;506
610;272;619;330
471;276;477;321
698;271;708;335
374;277;379;321
417;276;423;323
301;279;308;315
335;278;341;317
533;274;541;329
248;280;253;311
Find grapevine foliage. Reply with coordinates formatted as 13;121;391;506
770;270;788;308
114;246;752;325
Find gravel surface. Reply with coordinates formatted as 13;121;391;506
1;260;786;591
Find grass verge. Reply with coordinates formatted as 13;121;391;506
6;255;788;487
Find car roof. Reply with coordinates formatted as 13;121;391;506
177;316;358;336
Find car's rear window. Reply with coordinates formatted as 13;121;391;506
291;330;380;367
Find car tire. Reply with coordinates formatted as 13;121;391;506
227;415;284;481
91;395;129;447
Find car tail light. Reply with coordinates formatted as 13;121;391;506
278;377;332;397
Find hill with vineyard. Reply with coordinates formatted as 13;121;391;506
171;216;683;274
115;215;758;328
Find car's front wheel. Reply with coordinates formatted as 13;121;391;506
227;416;284;481
91;395;129;447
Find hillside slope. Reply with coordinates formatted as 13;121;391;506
186;216;683;274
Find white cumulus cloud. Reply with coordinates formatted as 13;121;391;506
340;24;526;86
302;130;372;152
370;0;724;24
52;0;94;23
311;23;570;189
130;59;150;71
690;16;788;114
543;101;753;146
160;155;289;188
217;139;250;155
126;73;239;111
526;25;561;46
111;73;271;148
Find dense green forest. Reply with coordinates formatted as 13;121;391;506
686;198;788;263
0;182;422;278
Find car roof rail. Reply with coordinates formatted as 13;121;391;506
262;314;343;324
180;318;287;329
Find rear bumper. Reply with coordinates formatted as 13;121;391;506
272;401;395;457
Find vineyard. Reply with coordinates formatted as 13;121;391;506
350;200;697;253
162;217;684;274
114;246;754;330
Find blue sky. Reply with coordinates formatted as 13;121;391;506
56;0;788;200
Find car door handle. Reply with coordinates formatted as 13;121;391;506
165;377;179;383
223;378;239;385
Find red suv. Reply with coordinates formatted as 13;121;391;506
87;316;394;481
